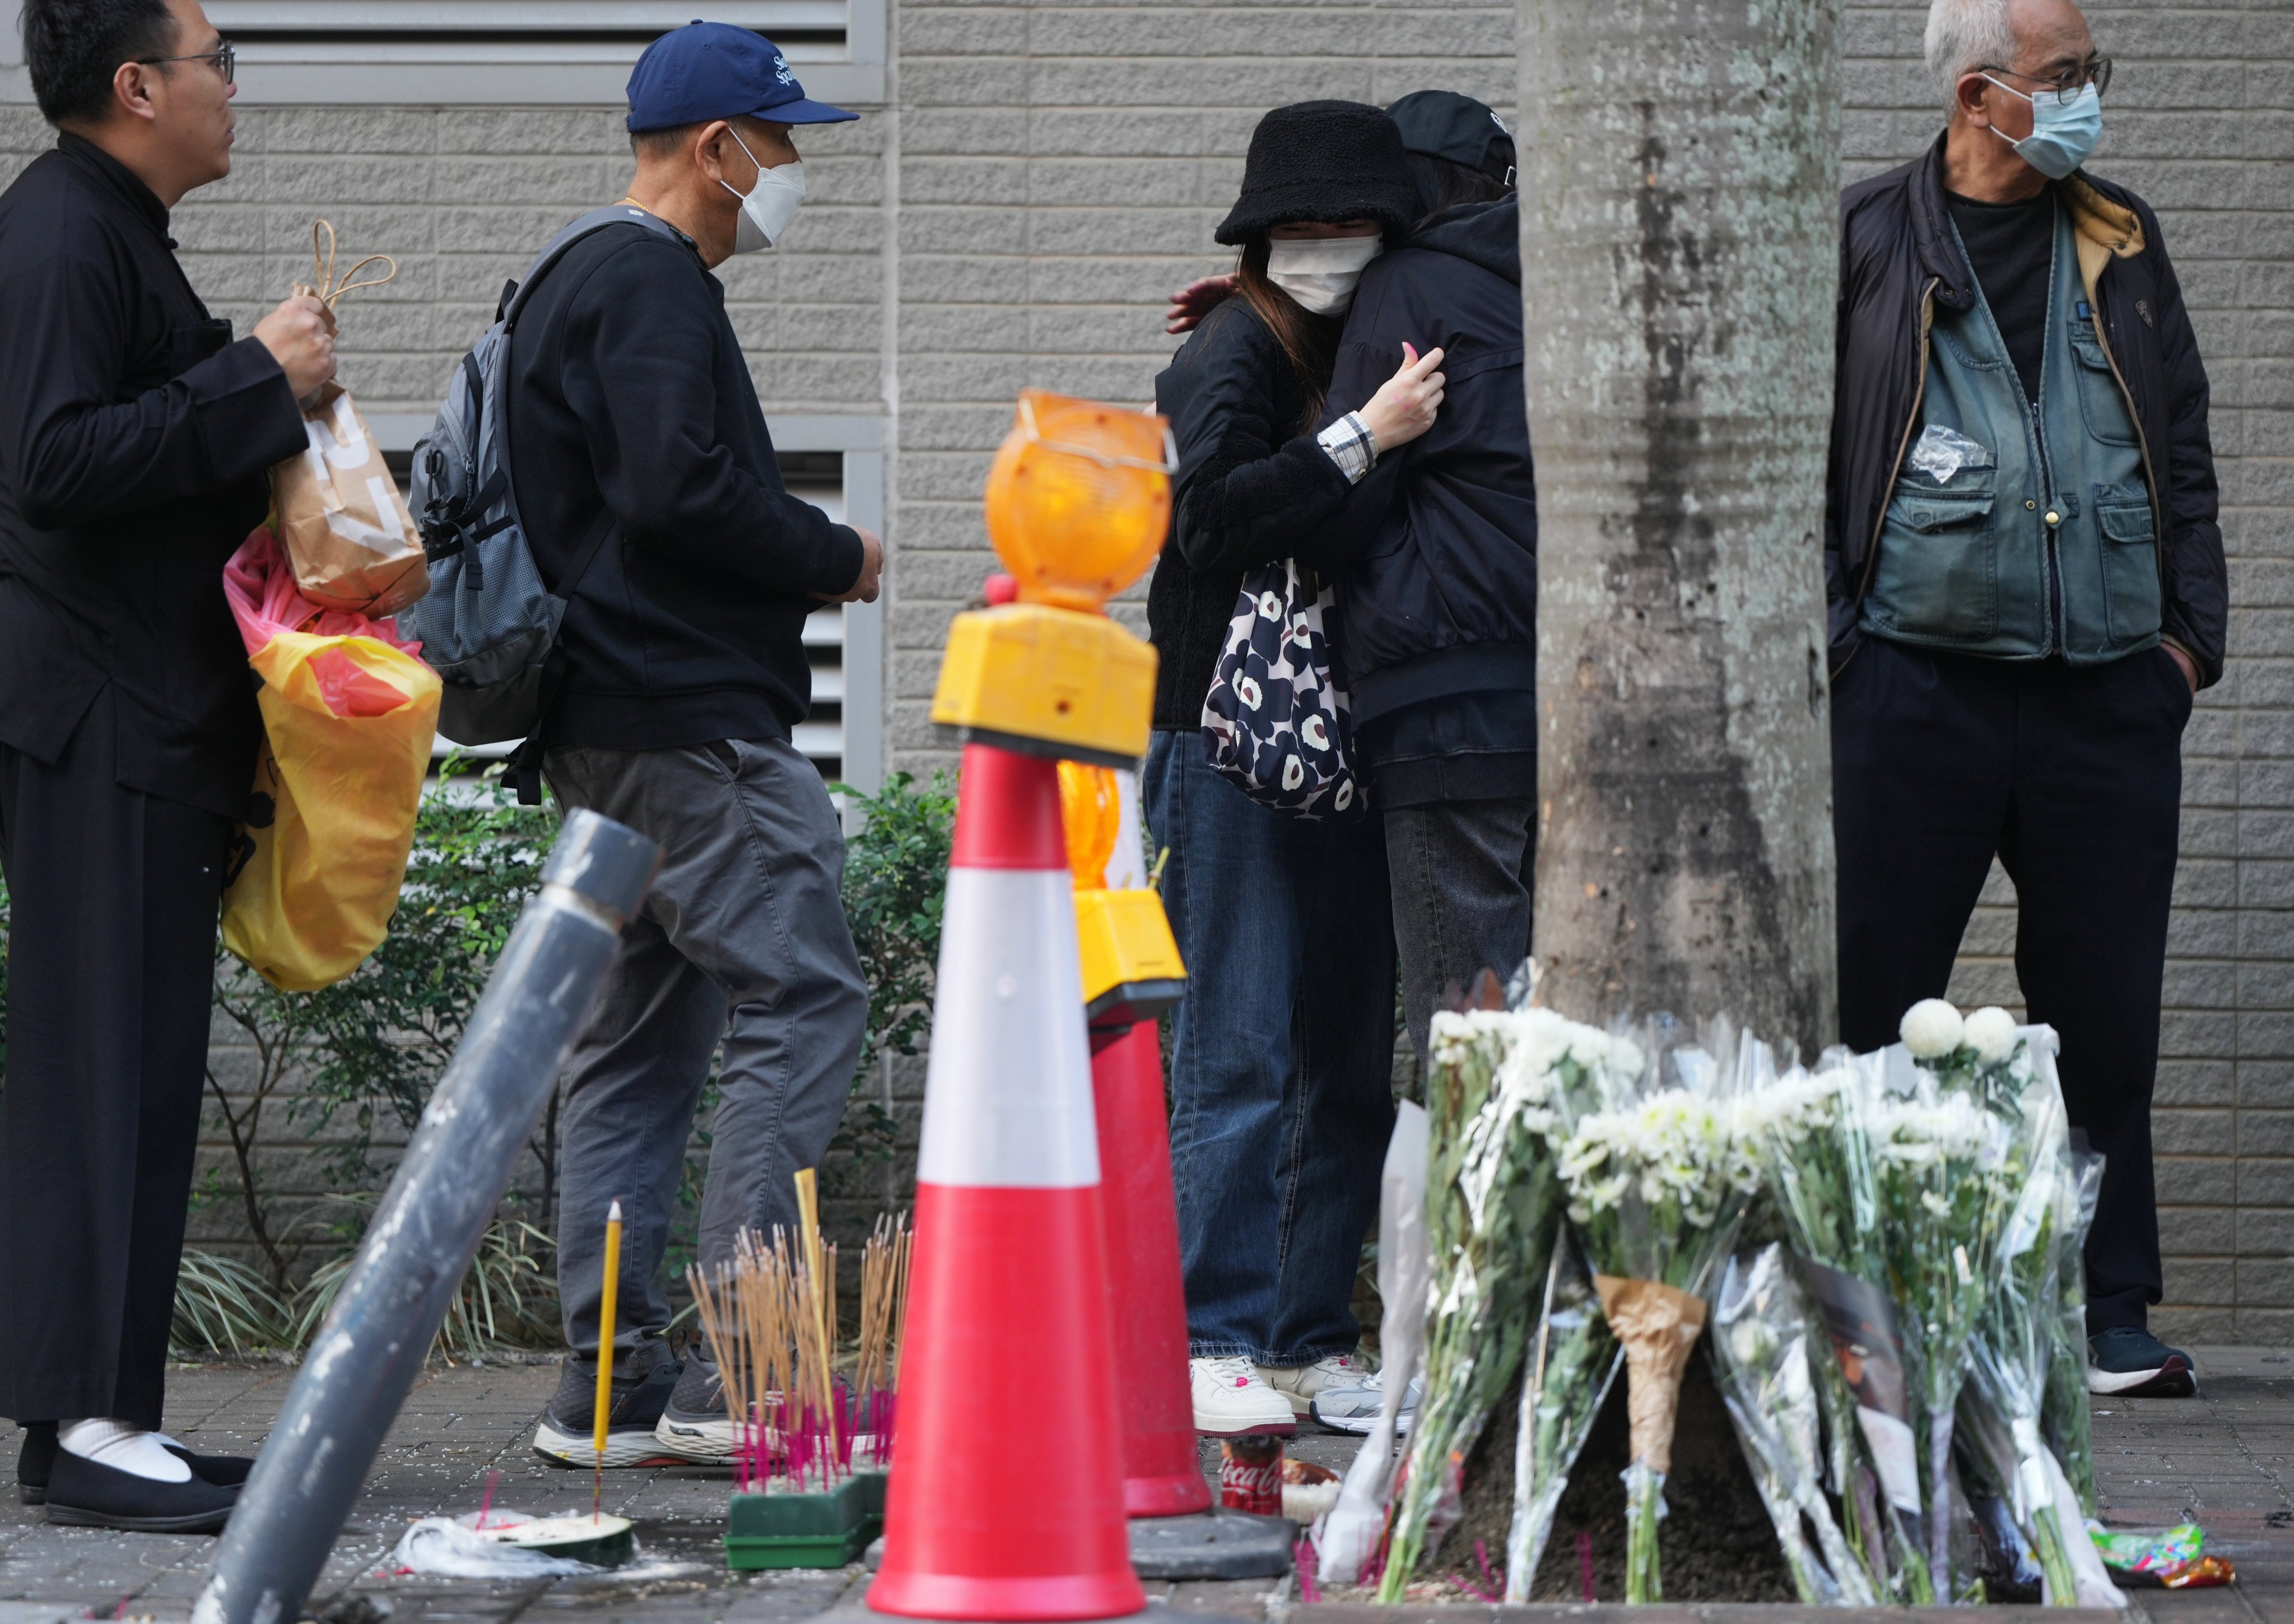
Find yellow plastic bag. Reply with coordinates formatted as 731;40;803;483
220;528;442;991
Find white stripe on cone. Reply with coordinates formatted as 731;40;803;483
918;867;1100;1189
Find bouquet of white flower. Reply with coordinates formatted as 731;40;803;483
1546;1021;1761;1602
1747;1054;1934;1603
1502;1223;1622;1600
1380;1007;1588;1597
1869;1065;2014;1594
1709;1243;1876;1606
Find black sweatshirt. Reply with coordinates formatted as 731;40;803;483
506;220;863;751
1147;298;1362;729
0;134;306;820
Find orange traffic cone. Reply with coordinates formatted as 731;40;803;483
1090;1020;1211;1518
869;743;1146;1622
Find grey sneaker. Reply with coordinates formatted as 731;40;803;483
532;1343;686;1468
1309;1367;1420;1435
653;1348;742;1464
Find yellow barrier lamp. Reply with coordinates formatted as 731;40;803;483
1060;761;1185;1035
931;391;1171;766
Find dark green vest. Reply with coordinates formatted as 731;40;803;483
1860;197;2158;661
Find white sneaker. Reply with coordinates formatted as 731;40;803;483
1255;1353;1373;1416
1309;1368;1422;1435
1190;1356;1297;1437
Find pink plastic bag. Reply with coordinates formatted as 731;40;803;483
224;527;424;719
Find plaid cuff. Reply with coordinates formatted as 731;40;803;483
1316;412;1376;485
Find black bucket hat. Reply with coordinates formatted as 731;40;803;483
1215;100;1421;246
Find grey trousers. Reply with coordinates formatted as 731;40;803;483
1383;796;1535;1064
545;736;868;1364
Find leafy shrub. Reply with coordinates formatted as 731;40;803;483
832;771;956;1160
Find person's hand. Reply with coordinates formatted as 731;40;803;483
817;526;883;604
1164;274;1239;336
1356;342;1445;454
255;294;337;401
2166;643;2198;693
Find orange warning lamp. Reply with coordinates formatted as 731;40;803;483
984;392;1172;613
932;393;1170;767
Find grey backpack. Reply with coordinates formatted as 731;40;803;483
402;204;682;789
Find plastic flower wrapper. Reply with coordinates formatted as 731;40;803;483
1502;1223;1623;1600
1709;1243;1877;1606
1380;1006;1609;1596
1962;1074;2086;1606
1748;1052;1932;1602
1547;1018;1760;1603
1316;1101;1430;1586
1870;1071;2014;1593
2047;1140;2104;1518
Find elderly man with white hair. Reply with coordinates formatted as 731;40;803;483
1825;0;2223;1397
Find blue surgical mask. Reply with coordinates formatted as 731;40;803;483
1981;77;2102;180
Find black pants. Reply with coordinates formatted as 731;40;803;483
1833;637;2192;1334
1383;795;1535;1065
0;691;230;1427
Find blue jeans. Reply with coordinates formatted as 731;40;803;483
1143;730;1396;1365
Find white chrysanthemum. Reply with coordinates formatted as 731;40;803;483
1963;1005;2019;1065
1872;1090;1998;1169
1556;1087;1740;1229
1899;998;1965;1059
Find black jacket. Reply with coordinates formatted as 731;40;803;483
1827;134;2225;685
507;220;863;751
1322;196;1537;723
0;134;305;820
1147;298;1364;729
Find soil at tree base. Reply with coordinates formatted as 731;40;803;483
1434;1338;1796;1602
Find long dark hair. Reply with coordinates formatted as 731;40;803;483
1232;236;1342;432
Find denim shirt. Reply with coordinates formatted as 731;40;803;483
1860;197;2158;662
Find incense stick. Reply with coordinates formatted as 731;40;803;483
592;1199;622;1522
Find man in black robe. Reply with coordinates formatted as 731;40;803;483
0;0;337;1532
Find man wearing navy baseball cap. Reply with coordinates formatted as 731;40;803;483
510;21;880;1472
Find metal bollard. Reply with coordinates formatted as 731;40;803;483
193;808;660;1624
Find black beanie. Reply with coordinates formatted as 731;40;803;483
1214;100;1421;247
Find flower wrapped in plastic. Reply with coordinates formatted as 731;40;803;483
1870;1068;2014;1595
1709;1243;1877;1606
1546;1020;1761;1603
1960;1057;2087;1606
1380;1007;1600;1595
2046;1145;2105;1518
1502;1223;1622;1599
1748;1054;1933;1602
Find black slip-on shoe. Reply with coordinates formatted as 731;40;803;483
44;1449;240;1533
532;1348;687;1468
17;1425;253;1503
16;1422;55;1506
2088;1325;2199;1398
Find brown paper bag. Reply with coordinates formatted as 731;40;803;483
271;380;428;617
268;220;427;618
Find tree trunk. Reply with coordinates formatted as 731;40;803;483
1519;0;1844;1051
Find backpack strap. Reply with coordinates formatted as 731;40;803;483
503;204;688;330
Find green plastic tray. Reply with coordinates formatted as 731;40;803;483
724;1471;888;1570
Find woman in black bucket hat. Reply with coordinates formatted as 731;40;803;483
1143;99;1444;1442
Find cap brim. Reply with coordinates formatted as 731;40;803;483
754;96;859;124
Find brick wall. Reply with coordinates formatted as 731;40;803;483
1849;0;2294;1341
882;0;1517;775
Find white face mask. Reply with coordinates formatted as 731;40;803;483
721;128;806;253
1265;235;1383;316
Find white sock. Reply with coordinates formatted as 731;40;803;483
58;1419;191;1483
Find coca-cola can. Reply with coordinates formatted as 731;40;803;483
1218;1436;1283;1516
